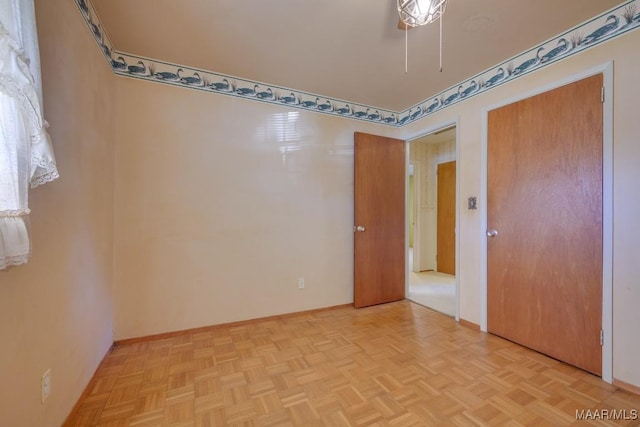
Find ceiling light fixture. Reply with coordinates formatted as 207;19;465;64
397;0;448;73
397;0;447;26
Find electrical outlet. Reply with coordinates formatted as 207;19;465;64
41;369;51;403
298;277;305;289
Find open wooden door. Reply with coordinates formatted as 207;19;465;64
354;132;405;308
437;161;456;275
487;74;603;375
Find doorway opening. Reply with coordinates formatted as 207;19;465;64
406;125;457;317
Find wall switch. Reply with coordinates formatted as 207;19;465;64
298;278;305;289
41;369;51;403
468;196;477;210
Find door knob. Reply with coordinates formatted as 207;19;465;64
355;225;366;232
486;229;498;237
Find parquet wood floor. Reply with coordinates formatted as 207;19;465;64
65;301;640;426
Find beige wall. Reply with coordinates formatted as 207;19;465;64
112;79;396;339
401;30;640;387
0;0;115;425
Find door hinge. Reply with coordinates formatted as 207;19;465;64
601;87;605;103
600;329;604;346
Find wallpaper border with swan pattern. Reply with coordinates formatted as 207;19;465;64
74;0;640;127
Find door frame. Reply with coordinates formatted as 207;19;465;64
410;160;422;273
480;62;613;382
405;120;460;321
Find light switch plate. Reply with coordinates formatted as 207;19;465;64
468;196;477;210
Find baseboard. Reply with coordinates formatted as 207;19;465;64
613;378;640;396
458;318;481;331
62;344;114;426
114;303;354;346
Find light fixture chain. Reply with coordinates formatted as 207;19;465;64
405;24;408;73
440;11;443;72
397;0;448;74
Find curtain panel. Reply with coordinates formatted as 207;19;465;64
0;0;58;270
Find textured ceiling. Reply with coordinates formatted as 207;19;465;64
91;0;622;111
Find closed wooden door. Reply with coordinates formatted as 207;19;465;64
437;161;456;275
354;132;405;308
487;74;603;375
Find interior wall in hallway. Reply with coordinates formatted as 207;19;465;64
410;137;455;272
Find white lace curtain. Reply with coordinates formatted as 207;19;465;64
0;0;58;270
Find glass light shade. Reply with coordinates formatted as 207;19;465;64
397;0;448;27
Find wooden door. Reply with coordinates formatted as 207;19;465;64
437;161;456;275
487;74;603;375
354;132;405;308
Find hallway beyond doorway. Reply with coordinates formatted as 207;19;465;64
407;248;456;317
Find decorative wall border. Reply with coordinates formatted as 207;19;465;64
401;0;640;122
75;0;640;127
